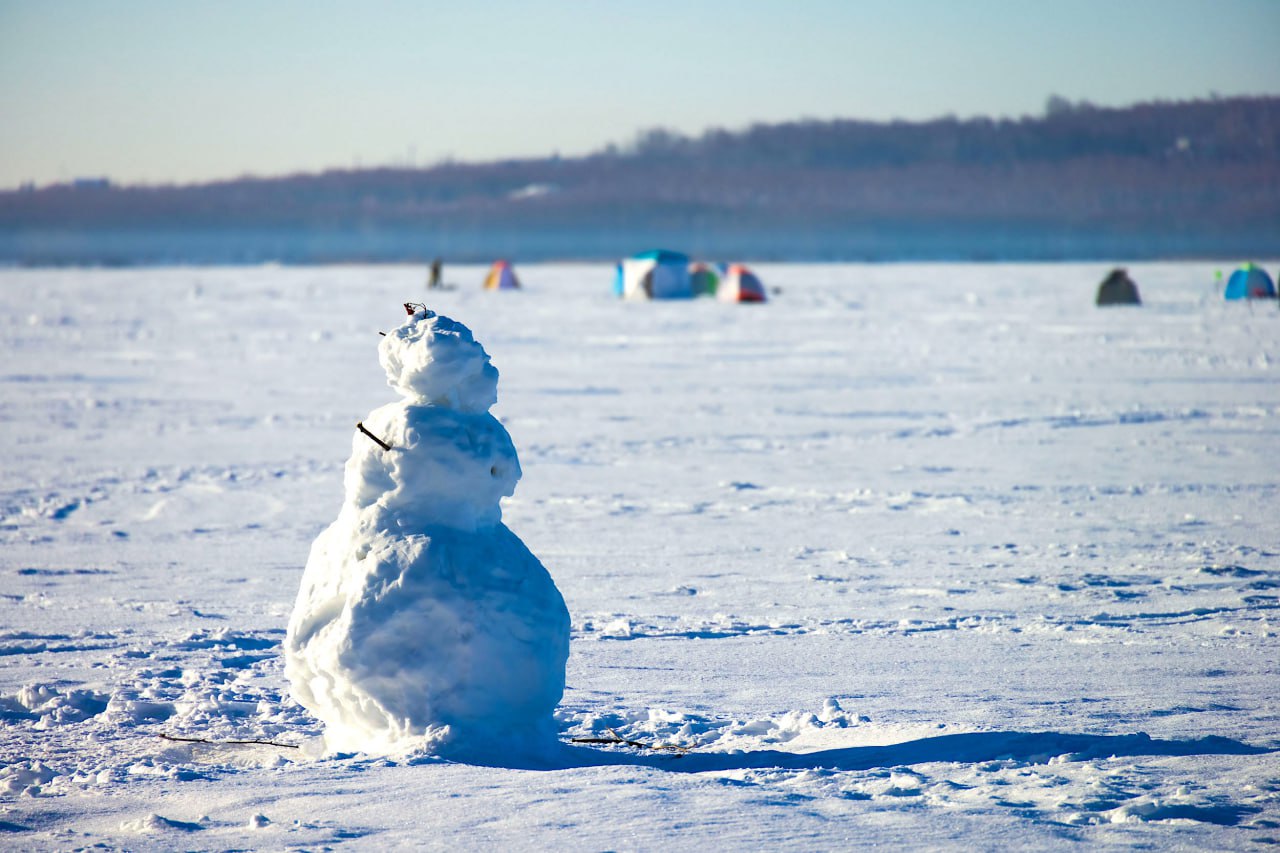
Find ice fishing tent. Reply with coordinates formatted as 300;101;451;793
689;262;720;297
1095;268;1141;306
483;260;521;290
1224;264;1277;299
617;250;692;300
717;264;768;303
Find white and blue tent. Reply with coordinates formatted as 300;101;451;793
614;249;692;300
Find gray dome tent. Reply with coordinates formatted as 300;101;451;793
1096;268;1141;306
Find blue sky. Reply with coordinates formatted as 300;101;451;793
1;0;1277;188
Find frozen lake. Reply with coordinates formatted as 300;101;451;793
2;262;1278;849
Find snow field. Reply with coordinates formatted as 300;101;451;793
0;261;1277;849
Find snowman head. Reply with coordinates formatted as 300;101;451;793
379;308;499;412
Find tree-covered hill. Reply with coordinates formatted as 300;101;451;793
3;95;1276;263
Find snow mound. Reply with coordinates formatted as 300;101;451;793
285;308;569;760
2;683;109;727
2;760;57;796
119;813;206;834
563;698;873;753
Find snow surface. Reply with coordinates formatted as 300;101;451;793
1;262;1278;850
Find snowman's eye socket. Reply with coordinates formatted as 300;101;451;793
490;465;499;477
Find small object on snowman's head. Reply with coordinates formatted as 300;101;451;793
403;302;430;316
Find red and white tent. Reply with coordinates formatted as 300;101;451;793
717;264;767;303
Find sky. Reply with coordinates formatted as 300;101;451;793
1;0;1278;189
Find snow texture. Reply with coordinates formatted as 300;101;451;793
0;262;1277;850
284;308;569;758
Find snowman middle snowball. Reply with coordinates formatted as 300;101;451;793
284;308;570;758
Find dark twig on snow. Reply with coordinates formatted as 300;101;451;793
570;727;691;754
159;733;300;749
356;421;392;451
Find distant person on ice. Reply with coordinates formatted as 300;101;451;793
428;257;442;290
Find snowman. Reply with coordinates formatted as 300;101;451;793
285;305;570;760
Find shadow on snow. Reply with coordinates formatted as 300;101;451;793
455;730;1274;773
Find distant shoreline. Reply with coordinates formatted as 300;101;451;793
1;224;1275;267
3;250;1276;270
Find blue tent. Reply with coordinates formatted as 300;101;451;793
1224;264;1277;300
617;249;692;300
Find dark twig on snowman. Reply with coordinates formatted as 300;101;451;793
355;421;392;451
